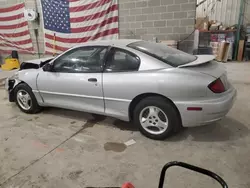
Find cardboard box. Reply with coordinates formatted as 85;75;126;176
210;42;219;48
237;40;245;61
216;42;230;62
195;17;209;30
218;34;226;42
210;42;219;56
228;42;233;60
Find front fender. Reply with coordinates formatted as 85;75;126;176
17;69;40;89
5;78;21;102
6;69;40;102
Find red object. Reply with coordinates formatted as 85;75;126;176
210;34;218;42
187;107;203;111
121;182;135;188
208;78;225;93
199;29;237;33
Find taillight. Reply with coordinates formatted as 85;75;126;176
208;78;225;93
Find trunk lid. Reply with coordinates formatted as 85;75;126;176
178;55;230;90
178;55;226;79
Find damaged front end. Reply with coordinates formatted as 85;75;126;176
5;57;54;102
19;57;54;70
5;76;21;102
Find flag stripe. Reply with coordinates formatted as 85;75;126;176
70;0;111;12
70;0;99;6
0;3;34;54
0;7;24;17
0;13;24;21
0;3;24;13
71;16;118;33
45;32;118;54
46;42;68;52
0;18;25;25
0;21;27;30
0;26;28;34
45;51;54;54
71;10;118;28
0;43;33;51
70;4;117;23
1;37;32;46
45;27;118;43
0;30;30;37
0;34;31;43
44;21;117;38
45;33;118;54
70;0;112;18
0;49;34;54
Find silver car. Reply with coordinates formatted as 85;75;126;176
5;39;237;140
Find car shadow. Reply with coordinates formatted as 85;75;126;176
41;107;138;131
40;108;248;141
112;119;139;131
168;117;249;142
42;107;93;121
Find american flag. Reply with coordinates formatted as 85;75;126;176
0;3;34;54
41;0;119;54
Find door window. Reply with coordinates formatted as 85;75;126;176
105;48;140;72
53;46;108;73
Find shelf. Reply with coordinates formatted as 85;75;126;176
199;30;237;33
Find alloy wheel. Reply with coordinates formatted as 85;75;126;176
139;106;169;135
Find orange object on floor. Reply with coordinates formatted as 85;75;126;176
121;182;135;188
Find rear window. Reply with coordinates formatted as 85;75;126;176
127;41;197;67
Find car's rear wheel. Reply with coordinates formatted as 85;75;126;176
14;83;41;114
133;96;181;140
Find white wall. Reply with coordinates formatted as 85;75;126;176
196;0;241;26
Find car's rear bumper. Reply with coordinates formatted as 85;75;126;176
174;86;237;127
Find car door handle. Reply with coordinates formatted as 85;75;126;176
88;78;97;82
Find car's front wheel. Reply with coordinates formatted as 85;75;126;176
133;96;181;140
14;83;41;114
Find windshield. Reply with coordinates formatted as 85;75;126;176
127;41;197;67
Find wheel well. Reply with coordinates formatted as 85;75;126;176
129;93;182;123
9;81;26;102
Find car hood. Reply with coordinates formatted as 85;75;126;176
20;57;54;70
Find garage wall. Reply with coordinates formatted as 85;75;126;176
0;0;196;62
244;1;250;25
118;0;196;53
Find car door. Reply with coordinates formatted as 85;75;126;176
102;47;141;120
37;46;108;114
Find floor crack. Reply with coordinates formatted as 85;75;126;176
0;117;102;187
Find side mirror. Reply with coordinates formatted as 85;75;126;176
42;63;53;72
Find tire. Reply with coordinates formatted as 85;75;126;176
14;83;42;114
133;96;181;140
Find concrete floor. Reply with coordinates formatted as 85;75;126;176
0;63;250;188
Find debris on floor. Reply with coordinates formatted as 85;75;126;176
124;139;136;147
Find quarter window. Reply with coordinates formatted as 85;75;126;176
53;46;108;73
105;48;140;72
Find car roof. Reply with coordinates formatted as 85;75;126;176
74;39;142;48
